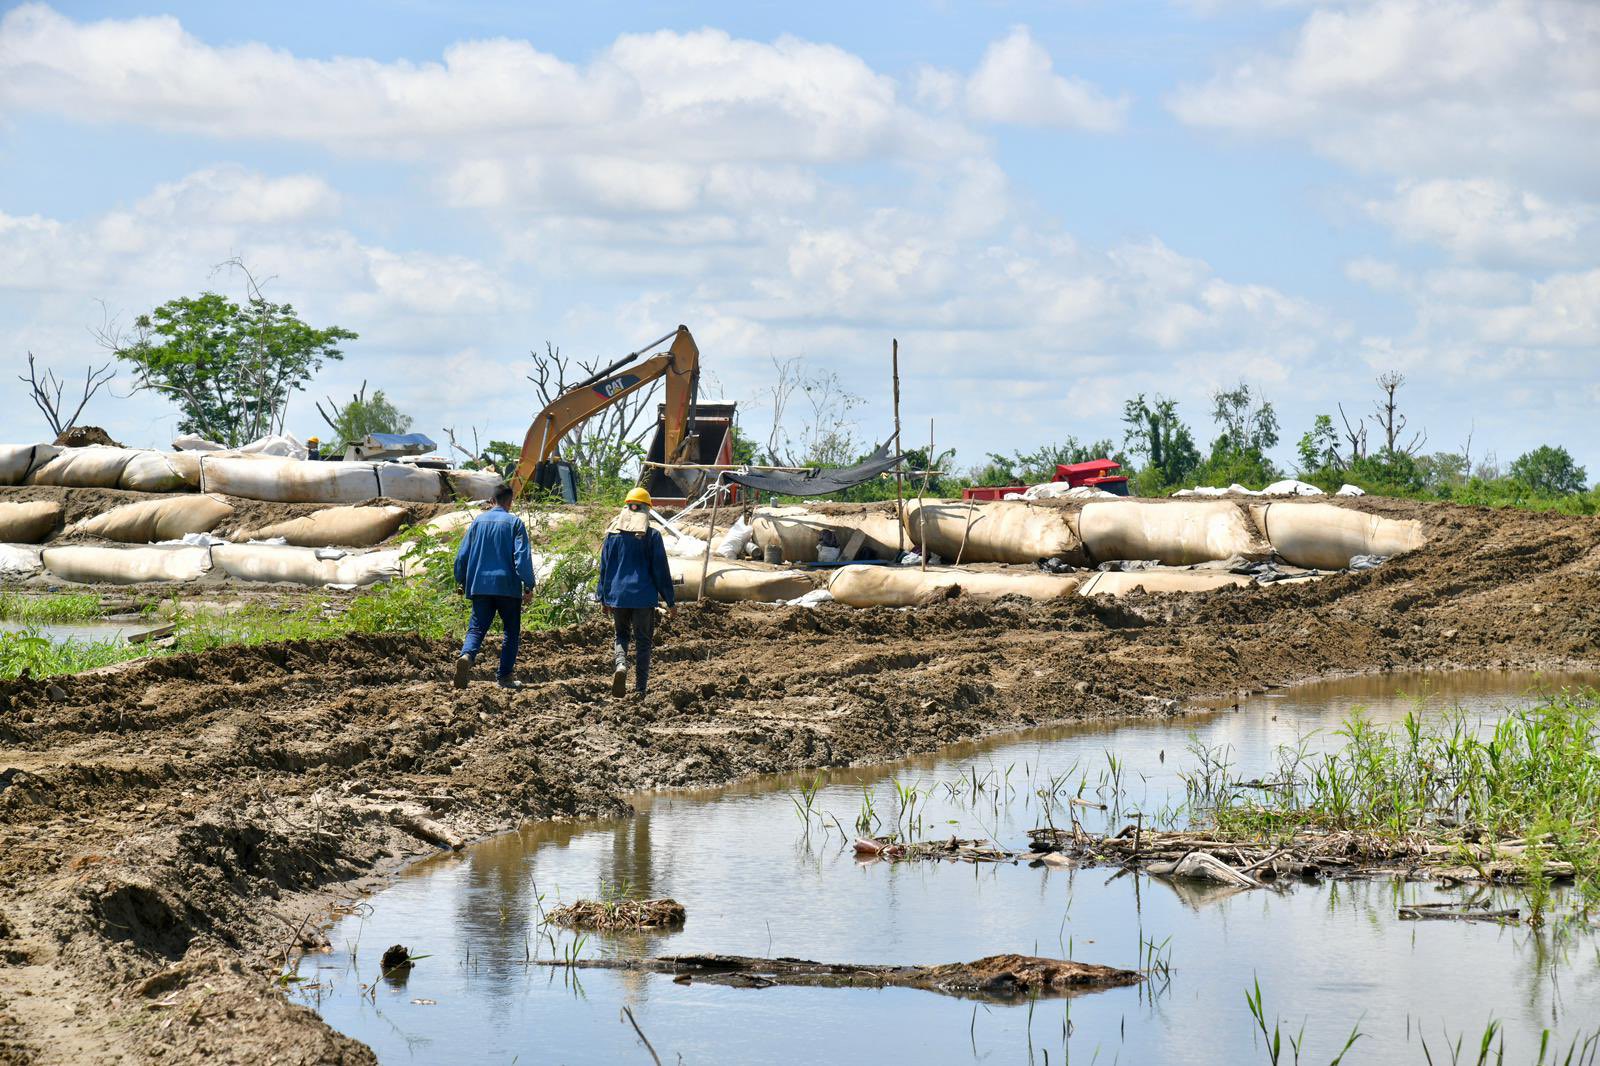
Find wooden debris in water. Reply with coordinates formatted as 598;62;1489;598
546;897;687;931
539;952;1140;1001
853;836;1017;864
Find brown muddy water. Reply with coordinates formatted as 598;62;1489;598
304;671;1600;1064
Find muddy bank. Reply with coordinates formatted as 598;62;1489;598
0;498;1597;1064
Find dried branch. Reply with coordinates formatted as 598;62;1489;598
18;351;116;436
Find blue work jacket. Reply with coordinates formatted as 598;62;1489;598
453;508;536;598
599;526;675;609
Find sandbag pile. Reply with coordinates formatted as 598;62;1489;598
752;506;907;563
0;501;62;543
235;505;408;548
211;544;402;587
40;544;215;585
67;496;233;543
0;444;60;485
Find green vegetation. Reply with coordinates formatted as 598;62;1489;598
315;381;413;455
111;261;356;446
0;591;105;624
1187;691;1600;912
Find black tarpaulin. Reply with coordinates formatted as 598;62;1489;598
723;443;902;497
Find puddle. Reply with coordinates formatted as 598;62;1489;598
306;670;1600;1064
0;618;164;644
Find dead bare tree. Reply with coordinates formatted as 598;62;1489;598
1336;402;1368;463
443;425;485;467
761;355;862;468
18;351;116;437
1369;371;1426;458
527;342;660;481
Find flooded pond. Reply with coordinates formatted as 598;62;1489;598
0;618;168;645
306;670;1600;1064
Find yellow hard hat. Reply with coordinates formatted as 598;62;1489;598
624;487;652;507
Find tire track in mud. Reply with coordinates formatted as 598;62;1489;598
0;498;1598;1064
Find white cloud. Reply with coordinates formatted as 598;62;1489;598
965;26;1129;131
1363;178;1597;265
1168;0;1600;189
136;166;340;225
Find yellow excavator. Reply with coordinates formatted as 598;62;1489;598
511;325;729;504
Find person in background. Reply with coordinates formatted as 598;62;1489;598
598;487;676;698
453;483;536;690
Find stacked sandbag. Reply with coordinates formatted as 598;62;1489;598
41;544;214;584
0;544;43;579
118;451;198;492
0;501;62;543
442;469;502;502
1251;502;1425;570
27;446;141;488
1076;570;1253;597
667;556;819;603
0;444;60;486
68;496;233;543
236;505;408;548
904;501;1086;565
828;565;1084;607
1075;501;1271;566
210;544;402;587
753;507;906;563
199;456;380;503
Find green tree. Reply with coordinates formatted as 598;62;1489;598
1508;445;1589;496
1296;414;1341;474
112;267;355;446
316;381;412;453
1196;382;1280;487
1122;394;1200;485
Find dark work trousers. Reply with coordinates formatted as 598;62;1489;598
612;606;657;694
462;595;523;680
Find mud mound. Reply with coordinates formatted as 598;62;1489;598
53;426;121;448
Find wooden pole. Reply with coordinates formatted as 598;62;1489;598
919;418;932;572
892;338;905;561
699;473;721;602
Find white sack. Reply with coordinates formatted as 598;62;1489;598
1076;570;1253;597
211;544;402;587
904;501;1085;565
716;515;754;561
1251;502;1425;570
0;501;62;543
0;444;59;486
1261;480;1324;497
665;533;712;559
69;496;233;543
1336;484;1366;497
1075;501;1271;566
41;544;214;584
827;565;1084;608
172;434;226;451
239;433;308;460
0;544;43;579
1023;483;1116;500
27;446;140;488
668;556;819;603
235;504;408;548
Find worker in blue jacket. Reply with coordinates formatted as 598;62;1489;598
598;487;676;698
452;482;536;690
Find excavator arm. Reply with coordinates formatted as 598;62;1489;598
511;325;700;498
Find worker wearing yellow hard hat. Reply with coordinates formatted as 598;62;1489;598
598;485;676;698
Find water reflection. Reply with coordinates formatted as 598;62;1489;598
310;670;1600;1064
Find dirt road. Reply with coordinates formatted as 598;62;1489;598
1;499;1596;1064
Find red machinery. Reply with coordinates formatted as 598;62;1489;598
961;458;1130;501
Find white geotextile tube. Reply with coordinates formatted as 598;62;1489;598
200;456;385;504
827;565;1084;607
667;556;819;603
752;507;905;563
0;444;61;486
0;501;62;543
40;544;215;584
27;446;140;488
1075;501;1272;566
210;544;403;586
1076;570;1253;597
235;505;408;548
0;544;43;579
69;495;234;543
118;451;196;493
1251;502;1425;570
903;501;1084;565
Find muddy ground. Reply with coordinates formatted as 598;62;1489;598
1;497;1597;1064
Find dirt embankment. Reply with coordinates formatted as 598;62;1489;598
0;498;1597;1064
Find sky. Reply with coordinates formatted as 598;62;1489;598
1;0;1595;478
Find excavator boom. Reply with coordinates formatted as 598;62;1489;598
511;325;700;498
